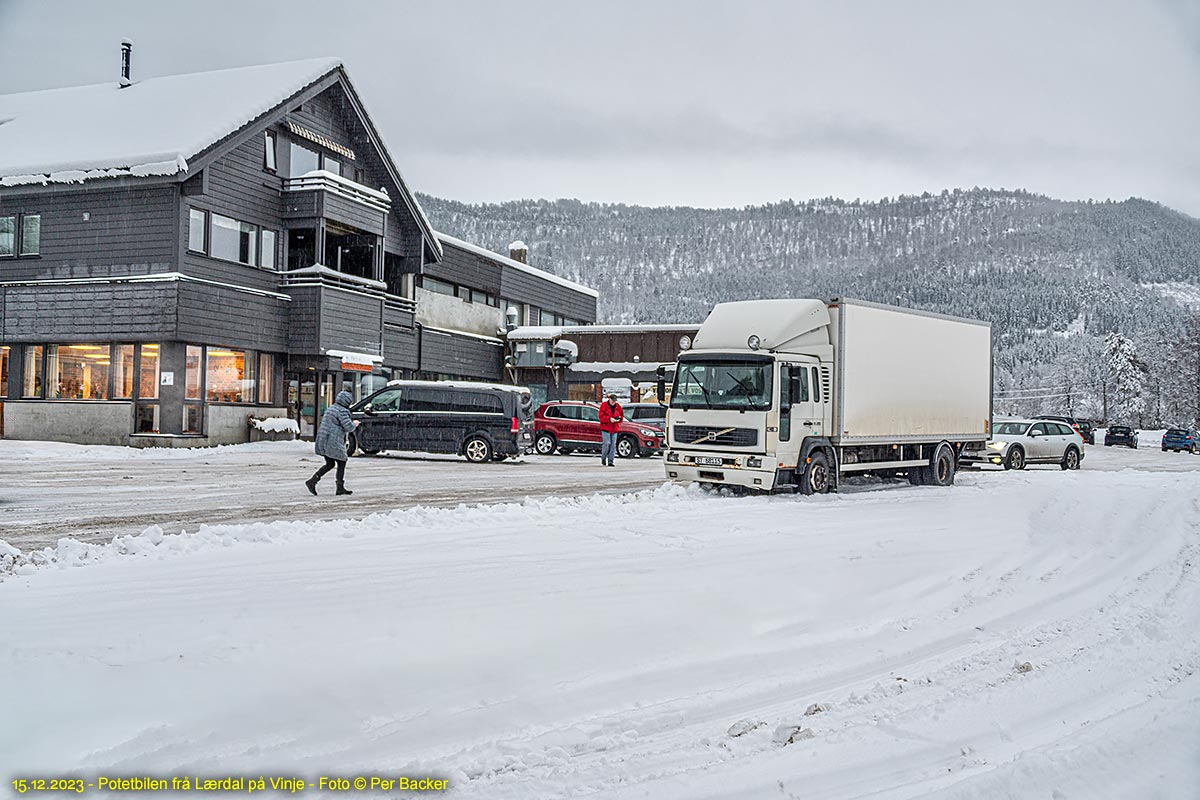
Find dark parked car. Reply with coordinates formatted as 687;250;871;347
347;380;534;462
623;402;669;430
1103;425;1138;449
1035;415;1094;445
534;401;665;457
1162;428;1200;454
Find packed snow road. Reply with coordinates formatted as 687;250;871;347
2;450;1199;798
0;437;1194;551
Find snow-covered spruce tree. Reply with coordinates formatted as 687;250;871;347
1104;332;1148;425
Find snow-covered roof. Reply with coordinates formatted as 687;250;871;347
0;57;341;186
435;232;599;298
506;323;700;340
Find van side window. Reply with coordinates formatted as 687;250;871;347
403;388;437;412
369;388;403;411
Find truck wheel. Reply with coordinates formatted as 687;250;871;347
1004;447;1026;471
926;444;956;486
464;436;493;463
1060;446;1080;471
799;452;831;495
534;432;557;455
907;465;927;485
616;435;636;459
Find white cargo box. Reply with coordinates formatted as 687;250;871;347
828;300;991;443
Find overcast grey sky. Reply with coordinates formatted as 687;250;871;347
1;0;1197;215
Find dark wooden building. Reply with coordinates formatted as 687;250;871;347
0;53;597;445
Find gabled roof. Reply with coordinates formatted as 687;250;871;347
0;57;441;258
436;232;599;298
0;58;339;185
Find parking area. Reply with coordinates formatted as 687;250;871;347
0;441;665;551
2;437;1197;553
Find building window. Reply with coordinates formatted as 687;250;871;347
188;208;207;253
288;228;316;271
257;353;274;404
23;345;43;397
423;276;456;296
0;345;8;397
19;215;40;256
139;343;160;399
49;344;110;400
136;404;161;434
113;344;136;398
0;217;14;257
260;229;276;269
456;285;471;302
211;214;258;265
289;142;320;176
323;155;341;176
206;347;250;403
183;405;203;434
264;130;277;172
185;345;203;400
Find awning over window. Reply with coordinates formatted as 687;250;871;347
286;121;357;161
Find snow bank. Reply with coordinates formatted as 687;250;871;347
0;438;310;461
250;416;300;434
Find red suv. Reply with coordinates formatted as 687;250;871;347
534;401;665;458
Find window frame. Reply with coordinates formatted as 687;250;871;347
0;213;40;259
19;213;41;257
188;208;208;254
264;130;278;172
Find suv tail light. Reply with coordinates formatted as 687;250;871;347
510;416;520;433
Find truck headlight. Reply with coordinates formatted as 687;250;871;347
666;451;679;462
747;456;763;468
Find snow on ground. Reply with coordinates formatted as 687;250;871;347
1144;281;1200;309
3;457;1200;798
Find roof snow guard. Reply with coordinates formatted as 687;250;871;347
0;57;341;187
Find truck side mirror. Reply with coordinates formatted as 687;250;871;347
656;365;666;403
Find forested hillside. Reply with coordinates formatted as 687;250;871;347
421;189;1200;426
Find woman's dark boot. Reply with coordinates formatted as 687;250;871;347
336;482;353;496
305;474;320;495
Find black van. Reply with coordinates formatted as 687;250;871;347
348;380;535;462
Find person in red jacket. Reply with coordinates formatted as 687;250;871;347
598;392;624;466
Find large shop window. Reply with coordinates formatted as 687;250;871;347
0;345;8;397
206;347;253;403
257;353;274;404
48;344;110;400
22;345;43;397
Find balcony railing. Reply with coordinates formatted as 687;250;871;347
279;265;416;314
282;170;392;214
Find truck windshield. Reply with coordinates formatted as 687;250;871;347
671;357;773;410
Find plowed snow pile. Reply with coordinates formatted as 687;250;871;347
3;470;1198;798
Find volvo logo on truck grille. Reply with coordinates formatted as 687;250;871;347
674;425;758;447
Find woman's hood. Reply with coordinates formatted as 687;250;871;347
335;390;354;408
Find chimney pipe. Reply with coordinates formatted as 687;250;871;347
120;39;133;87
508;240;528;264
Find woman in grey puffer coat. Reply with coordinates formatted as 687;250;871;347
306;390;358;495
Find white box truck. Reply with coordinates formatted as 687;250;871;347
662;298;992;493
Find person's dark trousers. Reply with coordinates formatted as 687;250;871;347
307;457;351;495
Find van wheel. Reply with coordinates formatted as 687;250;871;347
464;436;492;463
347;433;379;457
534;432;557;455
616;435;636;459
798;452;831;495
1005;447;1026;470
1061;447;1080;470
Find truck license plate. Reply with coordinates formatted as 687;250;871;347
694;456;723;467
